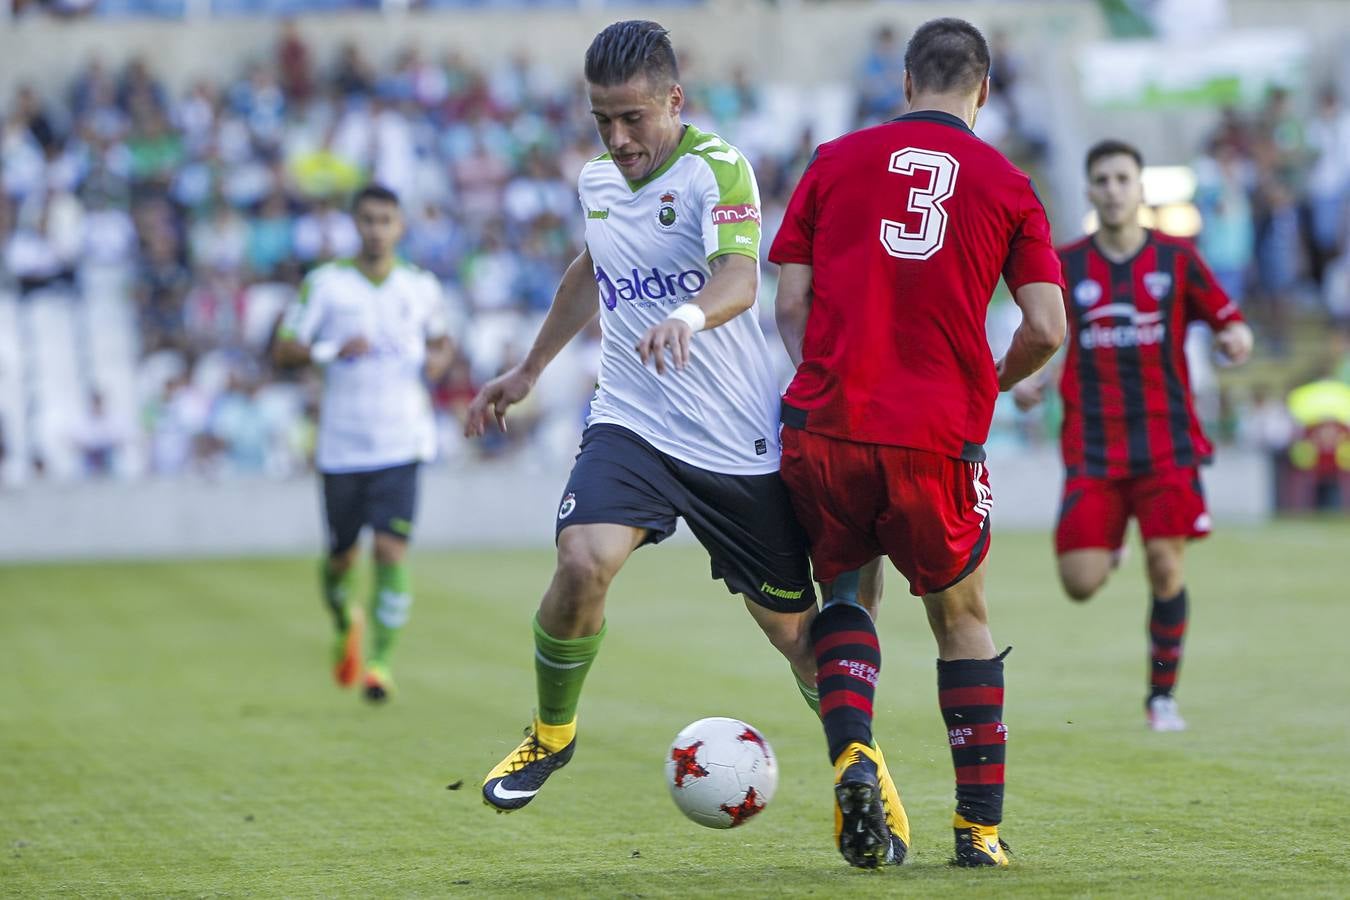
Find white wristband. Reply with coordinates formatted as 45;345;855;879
310;341;339;365
667;303;706;332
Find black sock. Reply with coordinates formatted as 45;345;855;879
938;655;1007;826
811;603;880;763
1149;588;1188;700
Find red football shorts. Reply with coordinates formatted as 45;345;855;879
779;427;992;597
1055;467;1210;554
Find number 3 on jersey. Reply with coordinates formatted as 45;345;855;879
879;148;959;260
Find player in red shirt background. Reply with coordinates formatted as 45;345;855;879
770;17;1065;869
1014;140;1254;732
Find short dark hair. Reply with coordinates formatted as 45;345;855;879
584;20;678;88
904;18;991;94
352;184;400;212
1085;139;1144;175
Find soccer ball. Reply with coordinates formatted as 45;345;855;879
665;717;778;829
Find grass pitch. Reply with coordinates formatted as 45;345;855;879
2;521;1348;898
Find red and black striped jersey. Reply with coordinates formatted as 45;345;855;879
1057;229;1243;479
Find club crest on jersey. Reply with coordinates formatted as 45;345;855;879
1074;279;1103;307
658;192;678;229
1144;271;1173;300
558;492;577;520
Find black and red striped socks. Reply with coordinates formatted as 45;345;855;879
938;654;1007;826
1148;588;1188;699
811;603;881;762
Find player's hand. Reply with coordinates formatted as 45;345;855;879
636;319;694;375
1012;378;1046;411
338;336;372;359
1215;321;1254;366
464;366;535;437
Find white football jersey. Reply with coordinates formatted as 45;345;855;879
280;260;447;473
581;124;779;475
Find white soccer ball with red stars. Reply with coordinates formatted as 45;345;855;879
665;717;778;829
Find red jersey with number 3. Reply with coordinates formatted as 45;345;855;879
770;110;1064;461
1057;230;1244;478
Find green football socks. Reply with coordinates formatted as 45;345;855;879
321;559;356;631
370;562;412;667
794;668;821;717
533;615;606;727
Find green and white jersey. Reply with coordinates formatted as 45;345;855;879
279;259;447;473
581;124;779;475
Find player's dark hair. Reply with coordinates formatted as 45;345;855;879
584;20;678;88
904;17;991;94
352;184;400;212
1085;139;1144;175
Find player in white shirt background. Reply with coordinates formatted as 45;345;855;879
274;184;452;703
465;24;902;860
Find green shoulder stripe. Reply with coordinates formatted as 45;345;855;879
688;127;760;260
687;128;756;206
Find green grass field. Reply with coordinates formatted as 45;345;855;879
3;522;1349;898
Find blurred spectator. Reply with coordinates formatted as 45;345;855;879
6;191;80;295
1254;179;1302;355
1195;140;1255;303
855;24;907;127
292;196;358;263
1305;86;1350;281
136;231;191;353
277;21;315;105
246;191;294;277
190;201;249;273
144;369;210;476
69;389;131;478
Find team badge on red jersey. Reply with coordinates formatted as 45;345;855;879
1144;271;1173;299
1074;278;1103;306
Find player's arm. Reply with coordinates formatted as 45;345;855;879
421;275;455;382
1215;320;1254;364
464;247;598;436
635;253;757;375
774;263;812;368
272;273;369;369
424;336;453;382
1011;353;1062;411
1185;247;1253;364
998;182;1068;391
996;282;1066;391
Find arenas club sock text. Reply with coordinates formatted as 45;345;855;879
938;652;1008;826
369;562;412;667
811;602;880;763
533;615;605;746
1148;588;1188;699
321;559;356;631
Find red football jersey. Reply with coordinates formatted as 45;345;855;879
770;110;1063;461
1057;230;1244;478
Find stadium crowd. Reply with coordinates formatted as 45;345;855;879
0;23;1347;500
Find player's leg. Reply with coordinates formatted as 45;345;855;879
1143;537;1188;729
482;424;675;812
875;452;1008;867
747;557;885;713
320;471;366;688
1057;549;1113;601
775;428;900;867
482;521;644;811
1055;476;1130;601
1135;467;1210;731
922;563;1011;868
359;463;420;702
